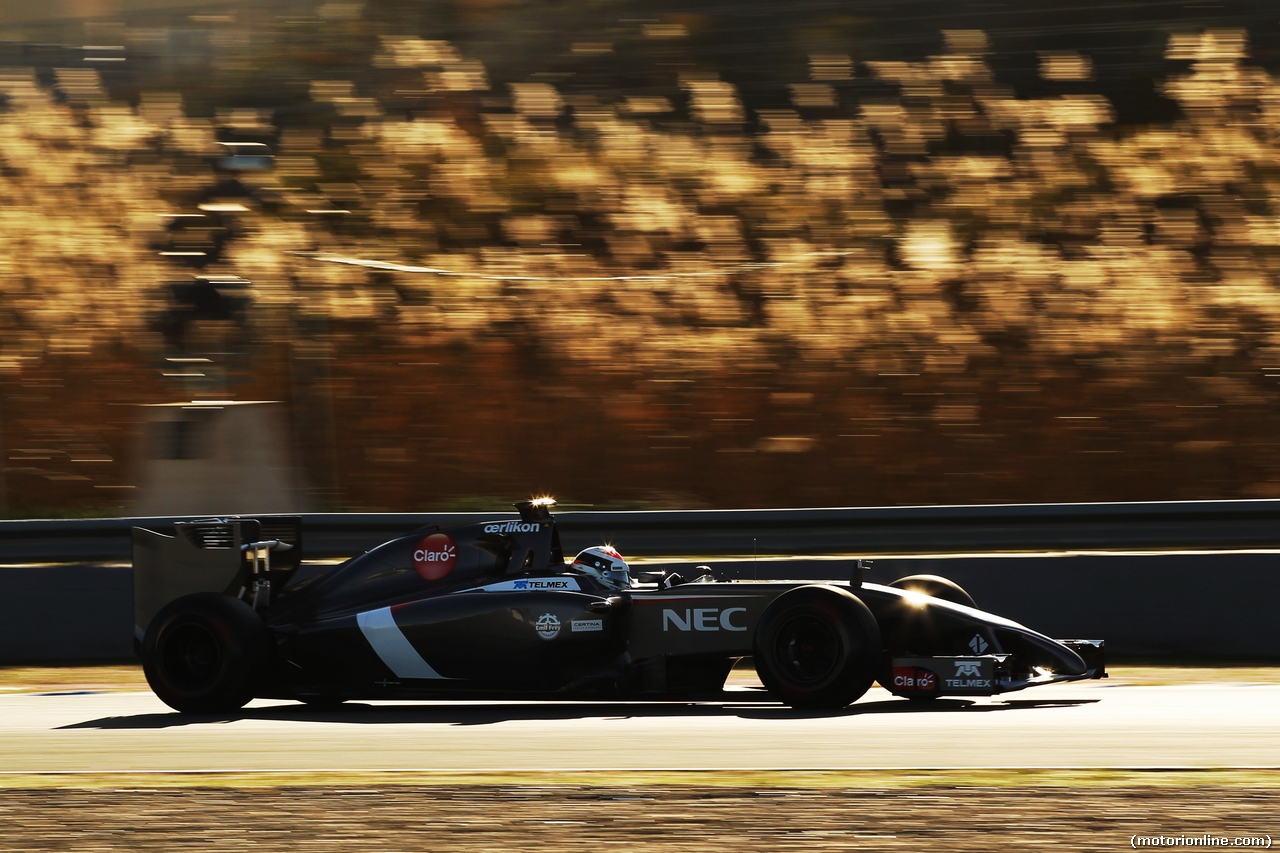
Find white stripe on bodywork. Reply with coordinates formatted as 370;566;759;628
356;606;448;679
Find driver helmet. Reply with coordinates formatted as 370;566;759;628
572;545;631;590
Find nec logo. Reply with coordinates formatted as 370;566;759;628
662;607;748;632
954;661;983;677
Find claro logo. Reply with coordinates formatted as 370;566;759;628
892;666;938;692
413;533;457;581
662;607;748;632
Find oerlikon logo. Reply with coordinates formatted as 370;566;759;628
413;533;457;581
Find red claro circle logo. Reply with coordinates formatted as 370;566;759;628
892;666;937;692
413;533;457;581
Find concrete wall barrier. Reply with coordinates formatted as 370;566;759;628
0;565;134;662
2;553;1277;663
693;553;1280;659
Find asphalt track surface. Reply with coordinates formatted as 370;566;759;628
3;677;1279;774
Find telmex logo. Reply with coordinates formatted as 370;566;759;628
954;661;983;677
413;533;457;581
513;579;571;590
662;607;748;632
484;521;542;534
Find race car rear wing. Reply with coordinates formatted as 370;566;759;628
132;516;302;643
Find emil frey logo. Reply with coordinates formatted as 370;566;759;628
413;533;457;581
536;613;561;640
661;607;748;632
969;634;990;654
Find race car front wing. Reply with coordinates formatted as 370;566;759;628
888;639;1106;698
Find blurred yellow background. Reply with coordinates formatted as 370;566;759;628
2;1;1280;513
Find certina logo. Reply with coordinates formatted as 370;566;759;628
968;634;989;654
484;521;542;534
513;579;572;591
954;661;983;677
412;533;457;581
536;613;561;639
662;607;748;632
571;619;603;633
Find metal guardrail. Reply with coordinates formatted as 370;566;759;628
5;498;1280;563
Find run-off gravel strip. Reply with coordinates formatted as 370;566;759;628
1;783;1277;852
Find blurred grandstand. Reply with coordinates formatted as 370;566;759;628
2;0;1280;514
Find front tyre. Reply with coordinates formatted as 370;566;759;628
888;574;977;608
142;592;271;714
753;585;881;710
880;574;992;700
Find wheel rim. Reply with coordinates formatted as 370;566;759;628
772;613;842;686
159;621;224;691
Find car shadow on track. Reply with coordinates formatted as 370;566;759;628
58;696;1099;730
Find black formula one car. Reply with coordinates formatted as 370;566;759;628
132;499;1105;713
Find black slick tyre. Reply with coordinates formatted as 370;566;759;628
880;574;991;700
753;585;881;710
142;592;271;714
888;574;977;608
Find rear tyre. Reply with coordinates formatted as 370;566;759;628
142;592;271;714
753;585;881;710
888;574;976;609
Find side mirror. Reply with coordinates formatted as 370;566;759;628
589;595;626;613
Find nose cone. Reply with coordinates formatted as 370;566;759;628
996;627;1088;675
910;593;1089;675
